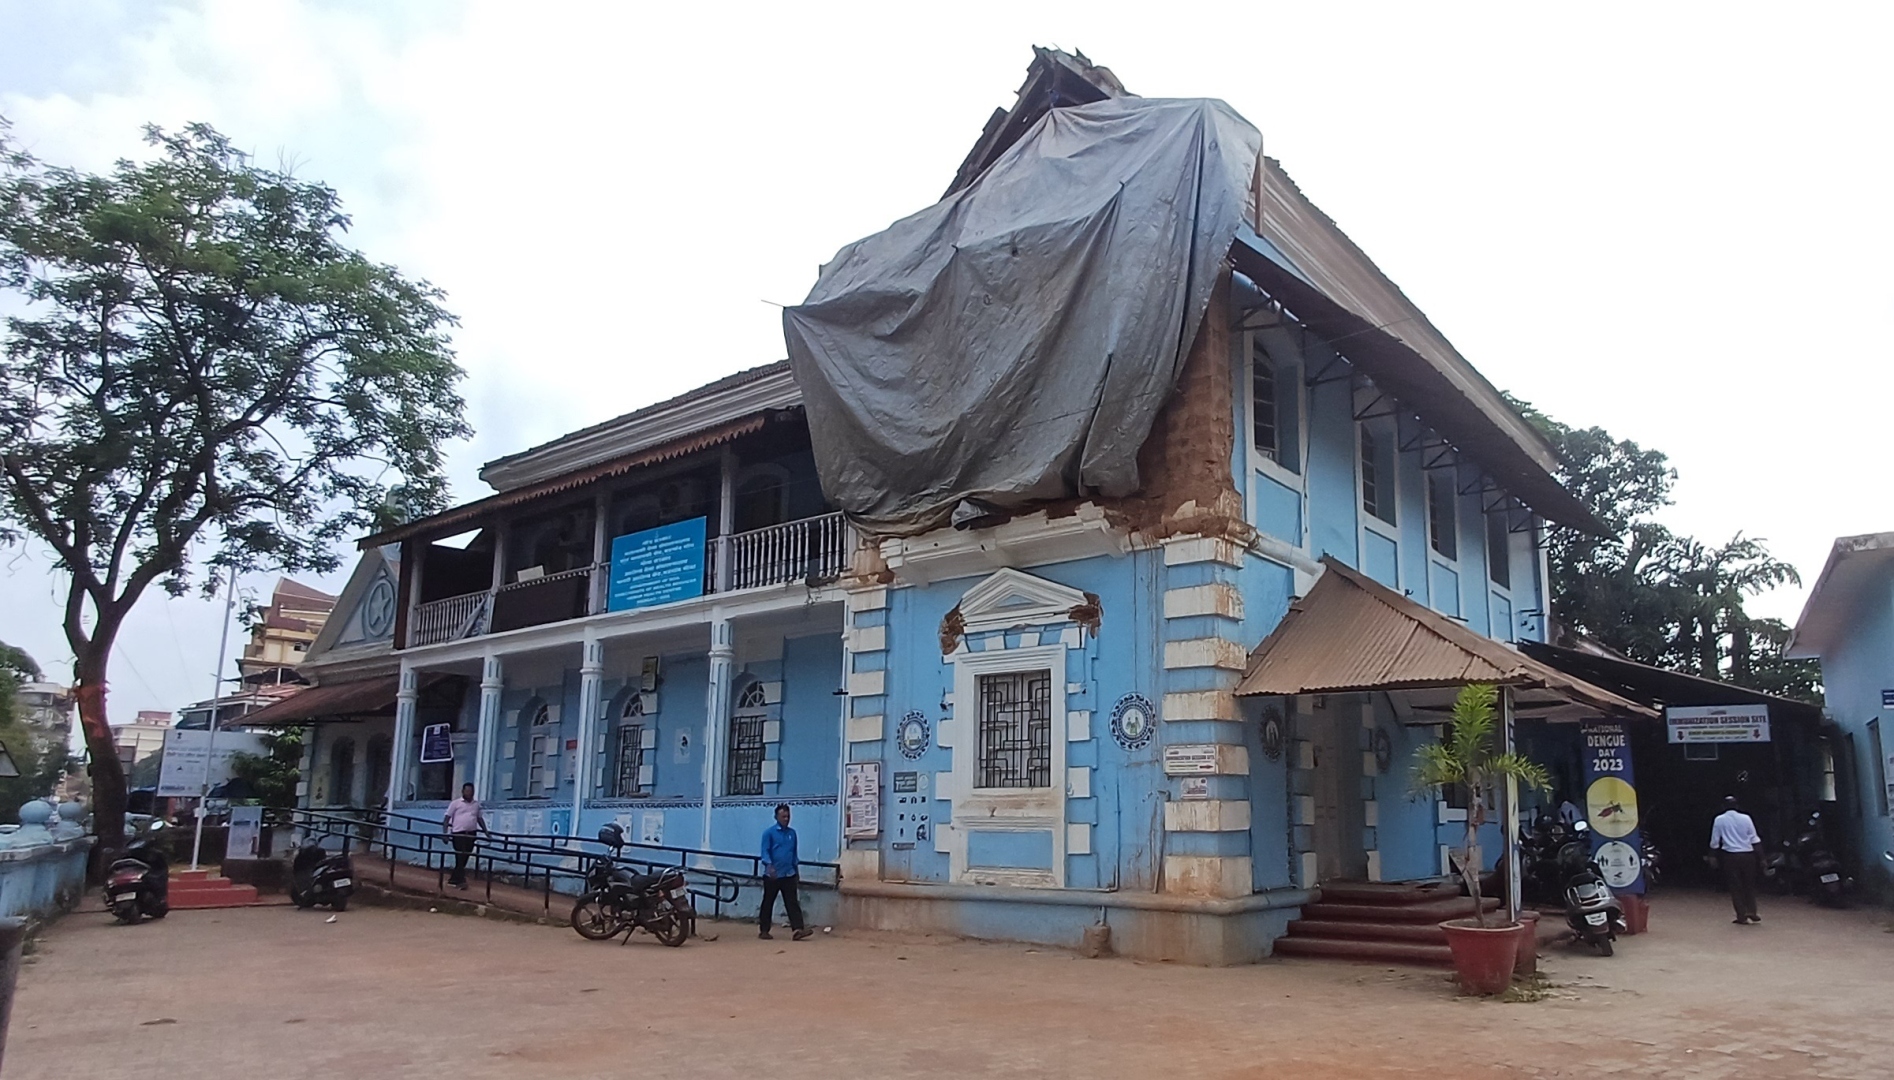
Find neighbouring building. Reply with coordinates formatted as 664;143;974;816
1788;532;1894;903
111;710;172;767
248;50;1716;961
240;579;338;687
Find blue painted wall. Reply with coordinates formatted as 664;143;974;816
1808;569;1894;900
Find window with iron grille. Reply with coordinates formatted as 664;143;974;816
977;671;1052;789
1252;340;1279;462
1250;337;1301;474
614;695;647;798
1360;425;1395;525
525;702;554;797
725;681;768;796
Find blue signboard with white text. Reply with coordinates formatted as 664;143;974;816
608;517;707;612
1580;720;1645;895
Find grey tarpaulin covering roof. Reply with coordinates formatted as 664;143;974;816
784;97;1261;535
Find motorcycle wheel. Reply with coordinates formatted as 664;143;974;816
146;901;168;919
649;901;689;947
570;892;622;940
1596;936;1614;957
330;892;350;913
112;902;141;925
292;888;314;910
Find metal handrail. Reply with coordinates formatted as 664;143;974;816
269;806;835;921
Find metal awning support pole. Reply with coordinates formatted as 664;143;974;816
191;565;239;872
1500;684;1521;924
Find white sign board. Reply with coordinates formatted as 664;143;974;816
226;804;264;859
844;761;881;839
1666;704;1770;744
155;728;270;797
1164;744;1221;775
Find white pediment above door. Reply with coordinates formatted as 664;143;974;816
957;567;1091;634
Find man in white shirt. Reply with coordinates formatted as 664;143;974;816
443;783;488;890
1709;795;1762;924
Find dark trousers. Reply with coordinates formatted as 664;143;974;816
759;874;804;932
449;833;477;884
1722;849;1759;920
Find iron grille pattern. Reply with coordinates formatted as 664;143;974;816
977;671;1052;788
726;681;769;796
615;723;646;798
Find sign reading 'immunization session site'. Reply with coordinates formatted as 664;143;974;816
1665;703;1771;744
608;517;707;612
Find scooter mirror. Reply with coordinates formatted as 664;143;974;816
1573;820;1590;834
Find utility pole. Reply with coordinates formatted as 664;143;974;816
190;565;239;871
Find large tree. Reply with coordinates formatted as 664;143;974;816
0;121;469;848
1510;396;1818;700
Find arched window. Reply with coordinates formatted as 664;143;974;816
725;680;768;796
614;694;649;798
329;737;357;807
525;700;556;797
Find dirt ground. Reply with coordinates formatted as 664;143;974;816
9;888;1892;1079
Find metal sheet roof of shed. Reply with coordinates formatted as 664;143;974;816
1236;557;1653;718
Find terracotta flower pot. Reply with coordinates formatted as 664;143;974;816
1513;911;1541;976
1439;918;1520;995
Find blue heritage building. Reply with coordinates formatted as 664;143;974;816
264;51;1666;962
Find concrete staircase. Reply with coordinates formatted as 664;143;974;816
167;868;261;909
1274;880;1498;966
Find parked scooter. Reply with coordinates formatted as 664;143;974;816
1788;811;1851;906
289;844;355;911
569;824;691;946
1639;833;1663;892
104;834;171;925
1558;821;1627;956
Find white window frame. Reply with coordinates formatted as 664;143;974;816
1355;406;1402;595
946;642;1068;888
1244;330;1306;492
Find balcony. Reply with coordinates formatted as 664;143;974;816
408;511;850;647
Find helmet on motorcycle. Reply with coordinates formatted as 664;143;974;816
597;823;625;849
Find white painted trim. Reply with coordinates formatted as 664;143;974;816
1066;822;1092;857
1163;691;1236;722
1162;535;1244;568
1162;638;1248;671
879;504;1127;586
759;680;783;705
944;641;1068;887
1242;328;1309;504
845;625;887;654
761;720;781;744
839;847;881;881
845;714;882;743
846;670;885;698
1366;849;1383;882
1066;766;1091;800
955;567;1092;635
846;587;889;613
1163;855;1253;898
1162;583;1244;620
1164;799;1251;832
761;759;779;784
1066;710;1092;741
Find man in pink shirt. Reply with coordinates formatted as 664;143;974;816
443;783;487;890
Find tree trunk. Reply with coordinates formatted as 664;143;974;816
73;646;127;861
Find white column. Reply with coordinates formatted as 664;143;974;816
474;653;504;801
700;615;734;859
591;492;610;613
388;662;419;807
716;446;736;592
573;636;604;835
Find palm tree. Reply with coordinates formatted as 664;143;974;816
1412;684;1551;927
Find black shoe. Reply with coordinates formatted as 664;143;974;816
759;930;773;940
1732;918;1747;924
793;928;813;941
1748;915;1761;923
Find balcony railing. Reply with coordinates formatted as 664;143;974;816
405;512;850;647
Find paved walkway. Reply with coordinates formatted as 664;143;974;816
9;888;1892;1079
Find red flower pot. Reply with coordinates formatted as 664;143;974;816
1513;911;1541;977
1439;918;1520;995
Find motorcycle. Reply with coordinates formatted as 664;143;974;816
1789;810;1851;906
1639;833;1662;892
1558;821;1627;956
104;836;171;925
569;824;691;946
289;844;355;911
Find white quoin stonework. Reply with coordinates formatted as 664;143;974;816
1162;638;1248;671
1162;583;1244;620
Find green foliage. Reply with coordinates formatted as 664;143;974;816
1411;684;1550;927
0;640;71;821
227;727;303;808
0;118;469;842
1508;395;1820;701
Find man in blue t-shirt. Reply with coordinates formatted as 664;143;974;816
759;803;811;940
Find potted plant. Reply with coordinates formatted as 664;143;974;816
1412;683;1550;995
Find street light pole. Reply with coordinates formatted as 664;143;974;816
190;565;239;871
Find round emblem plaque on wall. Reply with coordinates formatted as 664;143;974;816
1109;693;1157;751
1259;705;1285;762
896;711;931;760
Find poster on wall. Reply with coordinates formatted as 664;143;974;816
844;761;882;839
419;723;453;763
608;517;707;612
1665;704;1770;744
1580;720;1645;895
225;805;263;860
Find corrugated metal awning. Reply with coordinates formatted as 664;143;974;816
240;675;402;726
1236;557;1655;719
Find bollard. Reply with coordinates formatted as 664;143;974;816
0;916;25;1072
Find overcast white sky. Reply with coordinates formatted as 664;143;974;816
1;0;1889;722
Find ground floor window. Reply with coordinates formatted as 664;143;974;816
614;696;648;800
725;681;767;796
977;670;1052;789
